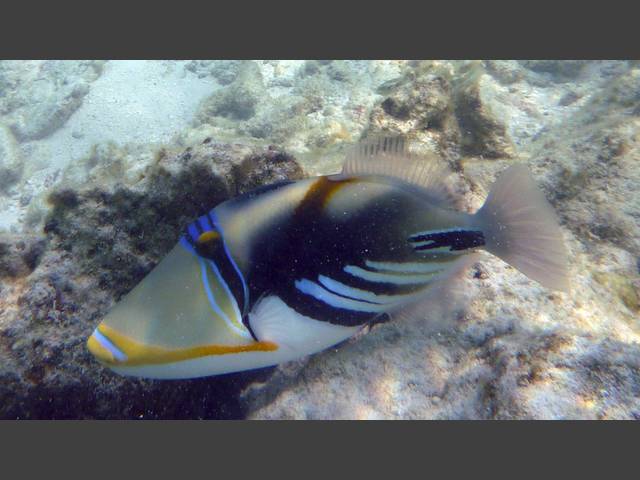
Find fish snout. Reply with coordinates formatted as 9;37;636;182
87;326;127;365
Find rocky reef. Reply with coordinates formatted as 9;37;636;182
0;139;303;419
0;60;638;419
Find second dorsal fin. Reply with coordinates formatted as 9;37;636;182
341;136;458;207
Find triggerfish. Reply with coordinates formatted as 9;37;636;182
87;138;568;379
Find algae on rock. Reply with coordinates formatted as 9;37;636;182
0;139;305;419
0;60;105;141
0;124;24;191
452;63;515;159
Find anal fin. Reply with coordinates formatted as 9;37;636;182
388;253;479;330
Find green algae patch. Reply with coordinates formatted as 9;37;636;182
593;271;640;314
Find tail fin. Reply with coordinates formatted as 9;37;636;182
475;164;569;291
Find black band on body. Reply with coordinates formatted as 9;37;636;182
410;230;485;252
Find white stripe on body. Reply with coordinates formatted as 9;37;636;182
343;265;439;285
318;275;420;306
295;278;387;313
365;259;445;274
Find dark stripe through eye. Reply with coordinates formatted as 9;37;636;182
409;229;485;252
197;237;246;315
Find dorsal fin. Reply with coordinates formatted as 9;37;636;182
341;136;458;207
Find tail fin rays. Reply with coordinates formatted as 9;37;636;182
475;164;569;292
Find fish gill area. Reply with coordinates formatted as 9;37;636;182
0;60;639;419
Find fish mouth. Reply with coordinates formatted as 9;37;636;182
87;326;128;366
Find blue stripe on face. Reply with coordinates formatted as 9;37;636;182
200;257;252;339
179;236;196;254
188;223;200;242
208;210;250;315
198;214;214;231
93;328;127;362
295;278;387;313
206;259;251;338
199;257;232;324
182;209;250;318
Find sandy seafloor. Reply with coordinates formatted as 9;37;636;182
0;60;639;419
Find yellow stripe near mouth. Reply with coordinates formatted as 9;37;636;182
87;333;118;364
89;324;278;367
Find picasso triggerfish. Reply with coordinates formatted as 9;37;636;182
87;138;568;379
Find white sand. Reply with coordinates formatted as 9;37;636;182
40;60;217;169
0;60;217;232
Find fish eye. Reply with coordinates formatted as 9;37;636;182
195;230;221;258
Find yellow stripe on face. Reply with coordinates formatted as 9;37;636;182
87;333;117;364
88;324;278;367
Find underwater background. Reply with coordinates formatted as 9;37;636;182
0;60;638;419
